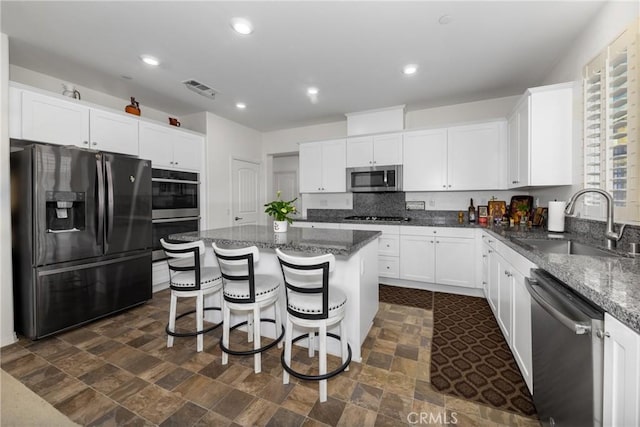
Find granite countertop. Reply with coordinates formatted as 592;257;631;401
482;226;640;334
169;225;381;257
298;217;640;334
297;217;480;228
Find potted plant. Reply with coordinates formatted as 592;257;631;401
264;191;297;232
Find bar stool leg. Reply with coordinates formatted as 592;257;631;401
167;292;177;348
247;313;254;343
283;317;293;385
340;319;349;372
196;292;204;352
222;303;231;365
308;332;314;357
275;300;283;349
319;322;327;402
253;305;261;373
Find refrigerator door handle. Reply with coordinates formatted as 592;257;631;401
96;156;105;247
105;159;114;243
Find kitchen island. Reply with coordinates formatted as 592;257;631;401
170;225;381;361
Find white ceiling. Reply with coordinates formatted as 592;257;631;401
1;1;604;132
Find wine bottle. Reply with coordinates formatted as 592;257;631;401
468;198;476;223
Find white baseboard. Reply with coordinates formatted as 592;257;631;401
379;278;484;298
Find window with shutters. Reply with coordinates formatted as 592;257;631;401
583;21;639;224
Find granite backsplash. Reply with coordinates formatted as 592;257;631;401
306;192;640;252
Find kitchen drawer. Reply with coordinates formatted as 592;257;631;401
400;226;437;236
379;235;400;256
341;223;400;235
435;227;475;239
379;255;399;278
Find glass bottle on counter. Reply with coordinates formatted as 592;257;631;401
468;198;476;223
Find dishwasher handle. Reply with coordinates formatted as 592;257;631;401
525;277;592;335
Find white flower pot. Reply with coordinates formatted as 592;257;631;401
273;220;288;233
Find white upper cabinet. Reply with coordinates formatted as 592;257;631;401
20;89;90;147
403;121;506;191
89;108;139;156
448;121;506;190
139;122;203;171
299;139;346;193
508;83;573;188
346;133;403;167
403;128;448;191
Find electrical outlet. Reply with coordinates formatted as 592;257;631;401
429;199;436;207
320;199;328;207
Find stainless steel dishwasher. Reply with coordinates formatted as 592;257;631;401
525;269;605;427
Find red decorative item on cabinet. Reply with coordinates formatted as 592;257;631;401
125;97;141;116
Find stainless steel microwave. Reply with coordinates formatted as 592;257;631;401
346;165;403;192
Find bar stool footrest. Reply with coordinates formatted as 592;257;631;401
166;307;222;338
220;319;285;356
281;332;352;381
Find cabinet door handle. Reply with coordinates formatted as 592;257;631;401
92;142;98;146
436;241;440;244
83;141;89;145
442;185;446;188
448;185;452;188
386;266;390;269
512;180;518;184
234;216;243;221
488;250;493;253
482;255;487;258
430;240;434;243
386;244;390;248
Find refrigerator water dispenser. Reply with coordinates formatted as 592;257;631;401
45;191;85;232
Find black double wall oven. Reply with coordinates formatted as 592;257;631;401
151;168;200;261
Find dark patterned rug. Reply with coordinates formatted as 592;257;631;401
378;284;434;309
430;292;537;417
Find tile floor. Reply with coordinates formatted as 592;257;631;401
1;289;541;426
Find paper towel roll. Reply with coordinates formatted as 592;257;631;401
548;201;566;232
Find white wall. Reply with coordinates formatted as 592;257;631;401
1;33;16;346
531;3;639;224
204;112;263;229
9;65;178;125
405;95;520;130
263;96;521;214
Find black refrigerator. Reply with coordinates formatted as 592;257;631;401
10;141;153;339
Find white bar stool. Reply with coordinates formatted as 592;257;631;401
275;248;351;403
212;243;284;374
160;238;223;352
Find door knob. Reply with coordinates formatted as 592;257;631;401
234;216;243;221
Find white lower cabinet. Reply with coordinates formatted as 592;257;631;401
603;313;640;427
482;232;534;393
399;234;436;282
399;227;476;288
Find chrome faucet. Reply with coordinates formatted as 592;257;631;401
564;189;626;250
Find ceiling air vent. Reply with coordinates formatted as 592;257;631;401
182;79;218;99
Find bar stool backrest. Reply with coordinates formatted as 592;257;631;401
212;243;260;303
160;238;205;291
275;249;335;320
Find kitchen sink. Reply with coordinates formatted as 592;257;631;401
512;238;619;258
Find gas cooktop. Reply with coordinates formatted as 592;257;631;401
343;216;410;222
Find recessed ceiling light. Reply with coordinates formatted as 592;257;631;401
307;87;319;96
236;102;246;109
403;64;418;75
231;18;254;35
439;14;453;25
140;55;159;66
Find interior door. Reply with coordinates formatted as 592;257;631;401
232;159;260;225
103;153;152;254
273;171;299;216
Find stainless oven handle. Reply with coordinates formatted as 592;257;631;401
152;216;201;224
383;170;388;186
525;277;591;335
152;178;200;184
